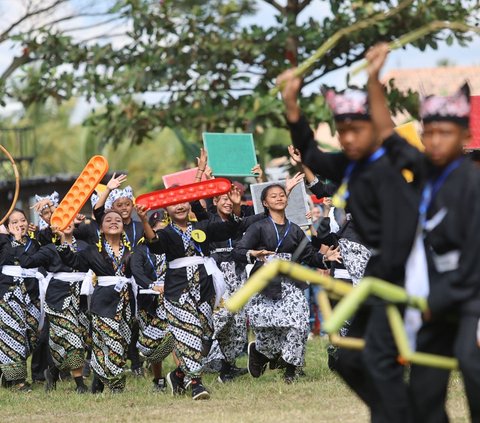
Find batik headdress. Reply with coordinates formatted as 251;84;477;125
34;191;60;229
323;88;370;121
420;83;470;128
105;186;135;210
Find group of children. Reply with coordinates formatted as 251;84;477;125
0;41;478;421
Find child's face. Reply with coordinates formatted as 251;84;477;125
423;121;470;167
336;120;378;161
113;198;133;221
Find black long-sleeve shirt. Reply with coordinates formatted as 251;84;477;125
0;234;41;299
234;217;327;298
56;242;132;318
383;135;480;316
288;115;418;285
147;217;241;302
131;244;166;315
19;241;89;311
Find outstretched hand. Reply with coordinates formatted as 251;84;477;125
107;173;127;191
276;68;302;105
196;148;208;171
285;172;305;196
324;245;342;263
250;249;275;262
135;204;150;222
288;145;302;164
227;185;242;206
50;225;66;244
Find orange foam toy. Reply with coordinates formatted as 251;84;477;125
51;155;109;230
136;178;232;209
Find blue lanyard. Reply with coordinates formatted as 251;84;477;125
342;147;386;201
24;238;32;252
419;157;464;225
104;242;125;272
269;217;291;253
146;247;165;280
12;236;32;252
170;224;203;256
125;223;136;245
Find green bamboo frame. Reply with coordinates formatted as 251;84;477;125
225;259;458;370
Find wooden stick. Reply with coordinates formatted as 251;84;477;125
0;144;20;226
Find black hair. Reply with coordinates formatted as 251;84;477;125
260;184;286;216
149;209;167;227
100;209;123;225
6;208;27;226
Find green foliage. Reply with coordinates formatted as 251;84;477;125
1;0;478;149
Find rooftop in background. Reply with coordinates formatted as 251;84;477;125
383;65;480;149
383;65;480;96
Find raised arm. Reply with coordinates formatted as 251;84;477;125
277;69;348;182
93;173;128;222
366;43;424;178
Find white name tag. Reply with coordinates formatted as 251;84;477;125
432;249;460;273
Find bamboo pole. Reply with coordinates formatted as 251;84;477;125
270;0;414;96
350;20;480;77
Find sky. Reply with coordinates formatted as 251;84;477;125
0;0;479;120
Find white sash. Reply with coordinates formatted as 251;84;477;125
97;276;131;288
80;270;94;296
2;265;41;279
404;228;430;351
2;265;48;330
169;256;225;307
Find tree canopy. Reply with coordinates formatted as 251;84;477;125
1;0;479;150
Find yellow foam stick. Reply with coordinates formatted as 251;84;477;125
51;156;109;230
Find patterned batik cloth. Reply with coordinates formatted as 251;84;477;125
338;238;371;286
90;286;132;391
163;222;216;378
164;294;215;378
137;293;174;364
207;261;248;366
45;280;89;372
0;279;41;382
90;238;132;391
248;281;309;367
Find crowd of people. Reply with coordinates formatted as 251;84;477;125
1;42;479;421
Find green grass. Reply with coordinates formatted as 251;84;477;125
0;338;469;422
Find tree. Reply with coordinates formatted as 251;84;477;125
1;0;479;151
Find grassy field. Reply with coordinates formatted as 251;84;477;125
0;338;469;423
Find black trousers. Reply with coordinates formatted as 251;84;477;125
409;315;480;423
335;304;411;423
31;320;50;381
127;320;141;371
